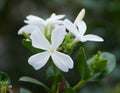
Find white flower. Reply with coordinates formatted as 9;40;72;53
18;13;65;35
64;19;104;42
28;26;73;72
74;9;85;25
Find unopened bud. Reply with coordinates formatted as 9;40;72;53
74;9;85;25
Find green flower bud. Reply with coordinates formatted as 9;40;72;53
91;51;108;73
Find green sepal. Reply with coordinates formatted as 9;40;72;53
19;76;50;91
22;32;31;40
22;39;42;53
76;47;91;80
58;32;75;54
88;52;116;81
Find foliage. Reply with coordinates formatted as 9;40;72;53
0;0;120;93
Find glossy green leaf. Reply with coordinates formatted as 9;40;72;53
76;47;91;80
20;88;32;93
101;52;116;74
19;76;50;91
88;52;116;81
22;39;42;53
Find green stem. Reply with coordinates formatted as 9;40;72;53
1;82;7;93
73;71;97;91
51;80;57;93
73;80;86;91
56;85;60;93
69;38;78;48
50;61;58;93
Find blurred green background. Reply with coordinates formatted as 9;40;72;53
0;0;120;93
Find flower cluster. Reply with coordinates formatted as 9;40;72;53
18;9;103;72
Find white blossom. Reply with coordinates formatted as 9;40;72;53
64;19;104;42
28;26;73;72
18;13;65;35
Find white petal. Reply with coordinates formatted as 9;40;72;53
51;26;66;49
77;21;87;36
25;15;45;24
28;51;50;70
74;9;85;25
30;30;51;50
51;51;74;72
47;14;65;22
81;34;104;42
50;13;56;17
46;15;65;25
18;25;39;35
47;20;64;26
64;19;78;35
50;14;65;20
24;15;45;30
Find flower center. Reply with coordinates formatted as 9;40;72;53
49;48;55;53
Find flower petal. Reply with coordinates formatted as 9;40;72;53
47;20;64;26
81;34;104;42
74;9;85;25
24;15;45;31
30;30;51;50
51;51;74;72
64;19;78;35
46;14;65;25
25;15;45;25
77;21;87;36
51;26;66;50
18;25;39;35
28;51;50;70
50;13;65;20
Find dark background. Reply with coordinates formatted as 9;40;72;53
0;0;120;93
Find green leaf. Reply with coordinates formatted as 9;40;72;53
64;87;76;93
46;66;61;78
76;47;91;80
20;88;32;93
19;76;50;91
88;52;116;81
46;66;62;83
22;39;42;53
0;72;11;88
101;52;116;74
0;72;9;82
